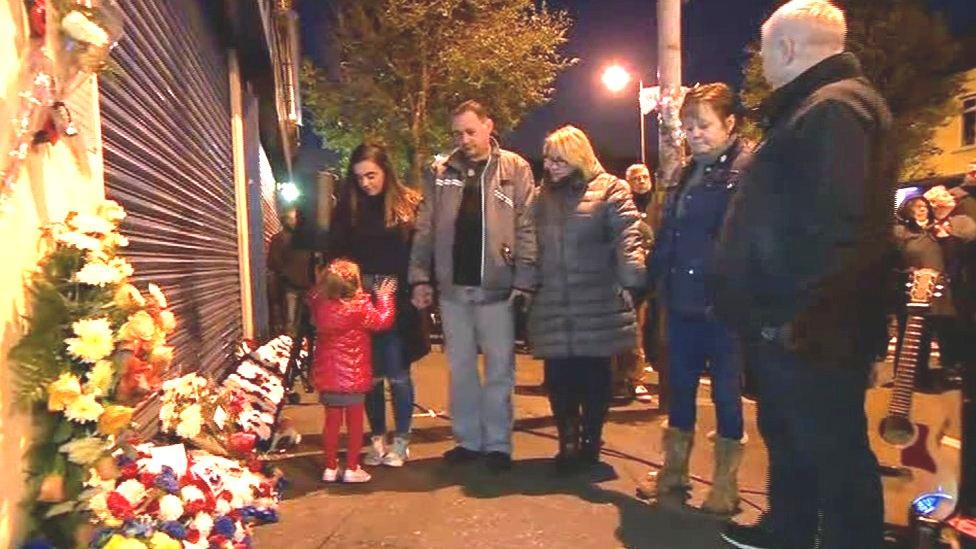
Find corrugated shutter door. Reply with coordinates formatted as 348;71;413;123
100;0;242;395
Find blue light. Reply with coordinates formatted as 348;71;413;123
912;490;954;517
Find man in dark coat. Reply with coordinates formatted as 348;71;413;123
713;1;893;547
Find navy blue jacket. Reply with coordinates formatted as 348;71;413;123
650;137;752;318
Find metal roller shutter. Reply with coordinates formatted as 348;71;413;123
100;0;242;409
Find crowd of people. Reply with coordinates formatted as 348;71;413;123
262;0;976;547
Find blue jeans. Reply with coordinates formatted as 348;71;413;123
750;338;883;549
667;313;743;440
364;329;415;437
440;296;515;454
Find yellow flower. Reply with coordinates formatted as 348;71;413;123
147;283;168;309
109;257;134;279
59;436;107;465
148;345;174;369
148;532;180;549
114;284;146;310
103;534;148;549
119;311;156;342
103;231;129;248
64;392;104;423
85;360;115;396
98;405;133;436
97;200;126;224
157;310;177;334
66;317;115;363
47;372;82;411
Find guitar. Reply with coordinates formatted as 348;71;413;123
868;268;961;526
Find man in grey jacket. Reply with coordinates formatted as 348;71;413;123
410;100;537;472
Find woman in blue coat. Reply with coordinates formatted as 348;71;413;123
647;83;752;514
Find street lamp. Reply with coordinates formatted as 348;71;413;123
601;64;646;165
278;181;300;203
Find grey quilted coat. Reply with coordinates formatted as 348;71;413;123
528;172;647;358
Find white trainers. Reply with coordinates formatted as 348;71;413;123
322;467;339;482
382;436;409;467
342;466;371;483
363;435;386;466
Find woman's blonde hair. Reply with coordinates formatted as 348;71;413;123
543;125;606;182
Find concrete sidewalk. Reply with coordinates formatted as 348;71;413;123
252;352;768;548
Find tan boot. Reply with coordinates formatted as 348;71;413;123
702;436;744;514
652;427;694;496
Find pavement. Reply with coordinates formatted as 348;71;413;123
252;352;768;549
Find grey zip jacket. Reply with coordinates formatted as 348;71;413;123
408;141;538;302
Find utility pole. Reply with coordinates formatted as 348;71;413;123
657;0;682;188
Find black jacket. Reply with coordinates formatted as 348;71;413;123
713;53;894;366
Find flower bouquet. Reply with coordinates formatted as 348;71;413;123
8;200;177;547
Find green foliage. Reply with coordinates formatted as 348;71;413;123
739;0;965;180
302;0;576;184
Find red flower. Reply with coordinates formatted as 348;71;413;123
185;529;201;543
139;472;157;488
234;544;249;549
120;462;139;480
246;458;262;473
218;491;233;502
107;491;134;520
209;534;228;547
185;499;206;515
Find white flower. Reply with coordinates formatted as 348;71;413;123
176;404;203;439
159;402;177;429
158;494;185;521
59;436;108;465
85;360;115;397
214;498;231;515
108;257;134;279
61;11;109;47
148;283;168;309
68;213;115;235
115;478;147;505
65;317;115;363
75;261;125;286
97;200;126;223
191;512;214;537
232;520;245;542
57;230;102;252
180;485;205;502
86;491;110;519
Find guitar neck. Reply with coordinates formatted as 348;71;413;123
888;315;926;419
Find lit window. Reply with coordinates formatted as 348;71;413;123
964;96;976;147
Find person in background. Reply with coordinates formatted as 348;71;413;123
529;125;646;473
327;143;429;468
409;100;537;472
268;207;314;335
645;82;752;515
714;1;893;546
308;260;396;484
610;164;657;404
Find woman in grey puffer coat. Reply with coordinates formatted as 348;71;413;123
528;125;647;472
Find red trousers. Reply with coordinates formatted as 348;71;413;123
323;403;365;470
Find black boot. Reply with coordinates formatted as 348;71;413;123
555;415;581;474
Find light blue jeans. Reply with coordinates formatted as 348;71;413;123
440;295;516;454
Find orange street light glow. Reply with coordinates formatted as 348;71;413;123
602;65;631;93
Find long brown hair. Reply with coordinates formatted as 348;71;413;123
342;143;420;230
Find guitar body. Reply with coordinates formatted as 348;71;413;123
868;376;961;525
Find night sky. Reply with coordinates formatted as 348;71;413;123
297;0;976;172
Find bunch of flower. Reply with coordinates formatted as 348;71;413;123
159;374;212;440
83;442;283;549
8;200;178;547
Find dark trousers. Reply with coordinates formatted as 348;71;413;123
750;339;883;549
543;357;612;448
667;313;744;440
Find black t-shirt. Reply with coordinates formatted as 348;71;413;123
453;159;487;286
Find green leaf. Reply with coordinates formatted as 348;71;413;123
52;420;74;443
43;501;76;518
